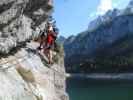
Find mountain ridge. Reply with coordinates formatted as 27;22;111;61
64;0;133;73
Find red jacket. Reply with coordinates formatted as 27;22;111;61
47;32;54;45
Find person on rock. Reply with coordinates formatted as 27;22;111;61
43;25;55;64
37;22;59;65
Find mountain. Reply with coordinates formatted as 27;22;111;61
64;0;133;73
57;36;66;44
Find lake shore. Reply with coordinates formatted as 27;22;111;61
66;73;133;80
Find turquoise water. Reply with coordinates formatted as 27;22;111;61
66;78;133;100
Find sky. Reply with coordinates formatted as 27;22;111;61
53;0;131;37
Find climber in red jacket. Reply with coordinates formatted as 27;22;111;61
44;25;55;64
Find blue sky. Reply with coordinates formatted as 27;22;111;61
53;0;130;37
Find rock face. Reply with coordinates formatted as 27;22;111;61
0;42;68;100
0;0;69;100
0;0;53;54
64;0;133;73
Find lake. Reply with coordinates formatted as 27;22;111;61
66;77;133;100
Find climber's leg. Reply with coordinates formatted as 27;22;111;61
37;36;44;50
49;49;53;64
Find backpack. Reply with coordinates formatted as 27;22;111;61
53;28;59;40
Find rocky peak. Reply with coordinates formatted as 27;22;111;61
128;0;133;7
64;35;75;45
88;0;133;32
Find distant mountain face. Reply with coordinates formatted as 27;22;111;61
57;36;66;44
64;0;133;73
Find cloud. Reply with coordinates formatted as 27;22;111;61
89;0;113;19
112;0;131;9
89;0;130;19
97;0;113;15
89;13;96;18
